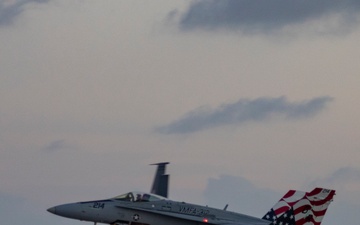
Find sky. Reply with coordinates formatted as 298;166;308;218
1;0;360;225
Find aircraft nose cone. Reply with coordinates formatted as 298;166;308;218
46;203;84;220
47;206;56;214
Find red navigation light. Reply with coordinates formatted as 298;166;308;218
202;218;208;223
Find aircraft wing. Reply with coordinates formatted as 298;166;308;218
115;205;205;222
219;222;270;225
115;205;270;225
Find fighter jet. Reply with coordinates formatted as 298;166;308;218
47;163;335;225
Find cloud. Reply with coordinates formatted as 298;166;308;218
0;191;59;225
157;96;333;134
308;167;360;198
0;0;49;26
171;0;360;33
318;167;360;184
204;175;279;216
42;139;71;152
204;174;359;225
304;167;360;224
0;192;37;225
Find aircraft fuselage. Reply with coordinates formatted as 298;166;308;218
48;193;268;225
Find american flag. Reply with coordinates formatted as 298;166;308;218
262;188;335;225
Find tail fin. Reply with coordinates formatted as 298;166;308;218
150;162;169;198
263;188;335;225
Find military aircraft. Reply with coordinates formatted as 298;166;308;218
47;163;335;225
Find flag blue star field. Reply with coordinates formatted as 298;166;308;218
263;208;296;225
263;208;277;221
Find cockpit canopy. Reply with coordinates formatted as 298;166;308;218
113;192;167;202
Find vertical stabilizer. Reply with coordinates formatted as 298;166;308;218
263;188;335;225
150;162;169;198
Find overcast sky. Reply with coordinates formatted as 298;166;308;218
1;1;360;225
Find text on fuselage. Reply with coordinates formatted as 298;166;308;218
179;206;209;216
